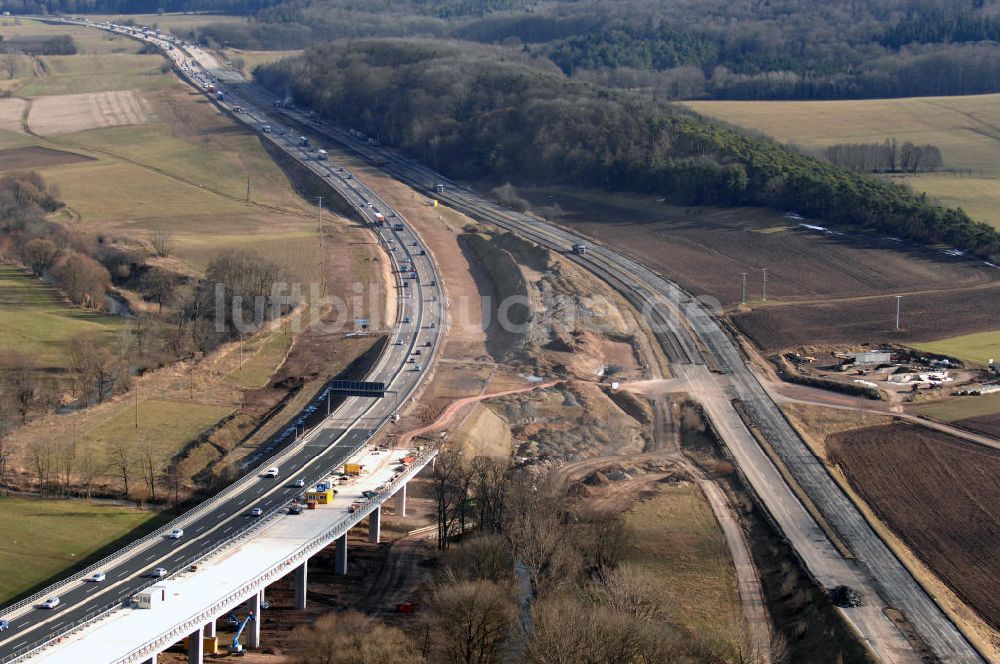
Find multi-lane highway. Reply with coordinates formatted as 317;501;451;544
6;17;986;664
0;21;444;663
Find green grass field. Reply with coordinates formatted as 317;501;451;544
17;53;172;97
684;94;1000;230
80;398;232;461
916;393;1000;422
913;330;1000;366
0;264;126;369
624;483;740;656
0;497;164;604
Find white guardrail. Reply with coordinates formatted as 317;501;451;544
111;445;438;664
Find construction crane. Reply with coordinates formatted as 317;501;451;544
229;612;255;656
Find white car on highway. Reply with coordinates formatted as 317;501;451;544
169;528;184;539
85;572;106;582
152;568;167;578
40;598;60;609
264;467;280;478
250;507;264;517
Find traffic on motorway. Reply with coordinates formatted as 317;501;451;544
0;19;445;664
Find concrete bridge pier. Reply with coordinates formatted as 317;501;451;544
395;482;407;517
294;560;308;610
204;620;216;638
369;505;381;544
248;590;262;648
335;533;348;574
187;626;204;664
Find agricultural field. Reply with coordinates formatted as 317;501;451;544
0;497;164;604
684;94;1000;231
827;424;1000;630
540;186;998;308
536;185;1000;353
10;69;324;283
913;330;1000;367
0;264;125;369
915;393;1000;439
731;287;1000;352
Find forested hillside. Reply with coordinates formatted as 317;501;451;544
14;0;1000;99
179;0;1000;100
257;40;1000;260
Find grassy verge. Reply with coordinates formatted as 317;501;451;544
0;497;165;604
623;483;741;656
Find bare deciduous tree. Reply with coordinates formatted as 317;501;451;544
108;441;133;498
21;238;59;276
431;447;472;550
289;610;420;664
78;449;100;500
425;578;516;664
138;439;163;502
149;228;175;258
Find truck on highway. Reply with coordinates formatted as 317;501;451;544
373;212;385;226
206;83;216;94
435;183;445;194
316;149;328;160
572;243;587;255
299;136;309;147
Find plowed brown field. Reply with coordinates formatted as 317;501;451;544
827;424;1000;629
533;186;1000;352
732;286;1000;351
0;145;93;170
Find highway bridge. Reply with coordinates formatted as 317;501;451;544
4;17;986;664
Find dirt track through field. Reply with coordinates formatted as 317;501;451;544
392;379;561;449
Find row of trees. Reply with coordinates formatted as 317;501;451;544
0;34;76;55
822;139;943;173
256;41;1000;259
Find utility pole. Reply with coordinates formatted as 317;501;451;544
895;295;902;331
740;272;747;305
761;268;767;303
316;196;326;297
245;176;251;203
